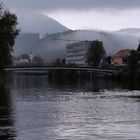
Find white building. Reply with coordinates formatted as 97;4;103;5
29;52;34;63
66;41;92;67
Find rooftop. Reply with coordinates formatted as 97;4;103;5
112;49;130;58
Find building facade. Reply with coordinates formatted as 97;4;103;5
66;41;92;67
111;49;130;65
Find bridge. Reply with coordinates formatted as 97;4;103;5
4;66;116;74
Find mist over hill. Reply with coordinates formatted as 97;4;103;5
13;33;41;55
117;28;140;37
13;29;139;62
18;14;68;35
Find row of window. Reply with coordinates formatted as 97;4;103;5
66;49;85;53
67;43;85;49
67;58;85;62
66;53;86;58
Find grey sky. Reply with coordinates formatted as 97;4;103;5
3;0;140;31
4;0;140;12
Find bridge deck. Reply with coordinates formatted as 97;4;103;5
5;66;116;73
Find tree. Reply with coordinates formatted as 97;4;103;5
123;49;140;84
20;54;30;60
137;43;140;52
0;3;19;68
32;55;43;63
86;40;106;67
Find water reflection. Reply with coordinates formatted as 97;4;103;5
1;74;140;139
6;75;140;139
11;75;128;91
0;73;16;139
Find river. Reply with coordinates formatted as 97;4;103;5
0;75;140;140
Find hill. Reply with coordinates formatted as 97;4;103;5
19;14;68;35
13;30;139;62
117;28;140;37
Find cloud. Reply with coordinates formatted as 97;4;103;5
3;0;140;32
4;0;140;13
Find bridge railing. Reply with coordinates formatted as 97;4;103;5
4;66;117;73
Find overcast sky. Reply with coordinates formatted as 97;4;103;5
3;0;140;31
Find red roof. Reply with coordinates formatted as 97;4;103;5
113;49;130;58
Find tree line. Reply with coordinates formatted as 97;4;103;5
0;3;19;68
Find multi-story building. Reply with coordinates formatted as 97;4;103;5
66;41;92;67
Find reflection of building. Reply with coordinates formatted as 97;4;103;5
66;41;92;67
111;49;130;65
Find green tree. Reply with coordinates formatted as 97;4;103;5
127;50;138;78
20;54;30;60
86;40;106;67
0;3;19;68
137;43;140;52
32;55;43;63
123;49;140;84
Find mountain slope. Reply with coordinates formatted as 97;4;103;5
117;28;140;36
13;30;139;61
40;30;138;60
13;33;41;55
19;14;68;35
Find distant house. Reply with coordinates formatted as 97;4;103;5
111;49;130;65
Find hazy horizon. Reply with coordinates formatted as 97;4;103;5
2;0;140;33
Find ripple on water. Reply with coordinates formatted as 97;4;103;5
1;76;140;140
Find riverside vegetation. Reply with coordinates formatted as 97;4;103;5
48;41;140;88
0;3;19;69
0;3;140;86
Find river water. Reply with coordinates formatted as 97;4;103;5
1;75;140;140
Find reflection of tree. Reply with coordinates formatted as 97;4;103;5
0;72;16;139
0;4;19;68
13;75;48;89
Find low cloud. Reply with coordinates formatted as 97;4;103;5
4;0;140;13
3;0;140;32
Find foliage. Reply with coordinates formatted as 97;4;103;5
86;40;106;67
0;3;19;68
32;55;43;63
52;58;65;66
20;53;30;60
137;43;140;52
127;50;140;81
114;48;140;83
135;67;140;81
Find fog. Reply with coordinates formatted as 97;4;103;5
13;30;139;61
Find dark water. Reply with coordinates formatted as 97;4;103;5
1;75;140;140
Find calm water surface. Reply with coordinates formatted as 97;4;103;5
0;75;140;140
